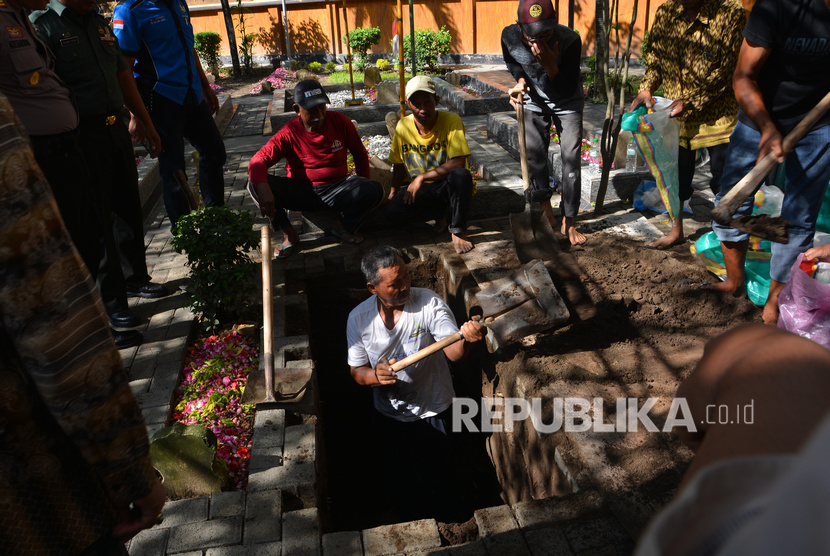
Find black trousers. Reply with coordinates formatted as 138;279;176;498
150;90;227;230
678;142;729;202
248;174;383;234
79;118;152;313
383;167;474;234
30;130;99;278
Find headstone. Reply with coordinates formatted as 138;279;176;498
260;80;272;94
364;66;382;89
384;111;400;139
284;90;294;113
150;422;229;498
377;80;400;104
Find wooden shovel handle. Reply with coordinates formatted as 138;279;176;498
389;332;464;373
712;90;830;224
509;85;531;194
261;226;276;402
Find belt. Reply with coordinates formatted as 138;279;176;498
79;113;120;127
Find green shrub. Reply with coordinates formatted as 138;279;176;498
376;58;390;71
344;27;380;71
641;31;651;59
195;31;222;74
309;61;322;73
170;206;259;331
326;61;336;72
402;27;451;73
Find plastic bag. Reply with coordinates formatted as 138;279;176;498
621;98;680;222
633;180;692;215
753;184;783;217
691;230;772;305
778;253;830;349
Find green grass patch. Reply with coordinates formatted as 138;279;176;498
326;69;416;84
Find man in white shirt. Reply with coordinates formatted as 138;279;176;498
347;245;485;521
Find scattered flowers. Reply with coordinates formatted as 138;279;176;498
173;331;258;489
209;83;222;92
461;86;480;97
251;68;298;94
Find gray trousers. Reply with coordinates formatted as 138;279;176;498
523;109;583;218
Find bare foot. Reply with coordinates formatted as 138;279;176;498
762;302;780;326
561;218;586;245
706;279;745;296
451;233;474;254
651;230;684;249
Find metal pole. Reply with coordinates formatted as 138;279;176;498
408;0;415;76
281;0;291;63
398;0;405;117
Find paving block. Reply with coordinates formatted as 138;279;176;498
128;527;170;556
248;460;315;492
284;423;315;465
210;490;246;519
249;444;284;472
244;490;282;545
254;409;286;449
362;519;441;556
513;491;605;529
523;527;573;556
167;517;244;553
283;508;321;556
407;540;488;555
130;378;152;396
474;506;530;556
142;404;169;426
159;496;210;528
206;543;282;556
321;531;362;556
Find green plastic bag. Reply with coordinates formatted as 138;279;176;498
621;99;681;222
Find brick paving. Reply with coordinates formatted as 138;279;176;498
123;80;712;554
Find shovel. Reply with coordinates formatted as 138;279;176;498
258;226;277;403
506;85;596;321
710;90;830;243
390;259;570;373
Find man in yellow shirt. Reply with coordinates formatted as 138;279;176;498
630;0;746;249
385;76;475;253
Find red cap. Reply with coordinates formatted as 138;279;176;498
517;0;558;37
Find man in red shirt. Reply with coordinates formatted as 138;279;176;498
248;79;384;257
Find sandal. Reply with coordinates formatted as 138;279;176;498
327;228;364;245
274;242;297;259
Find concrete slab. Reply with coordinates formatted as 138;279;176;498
321;531;363;556
283;508;321;556
362;519;442;556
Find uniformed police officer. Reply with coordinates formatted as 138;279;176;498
113;0;227;230
0;0;142;348
32;0;171;322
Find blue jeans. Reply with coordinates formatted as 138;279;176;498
151;90;227;229
712;121;830;282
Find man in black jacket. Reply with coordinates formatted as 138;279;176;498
502;0;586;245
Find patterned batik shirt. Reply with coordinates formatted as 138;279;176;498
640;0;747;149
0;92;157;555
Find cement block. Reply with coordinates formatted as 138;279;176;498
167;517;244;553
244;490;282;545
562;515;632;553
523;527;573;556
129;528;170;556
206;543;282;555
210;490;246;519
253;409;286;449
474;506;530;556
284;423;315;465
407;540;487;555
362;519;441;556
249;444;284;472
321;531;362;556
283;508;321;556
248;461;315;492
160;496;210;528
513;491;605;529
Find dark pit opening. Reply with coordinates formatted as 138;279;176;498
305;256;502;540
